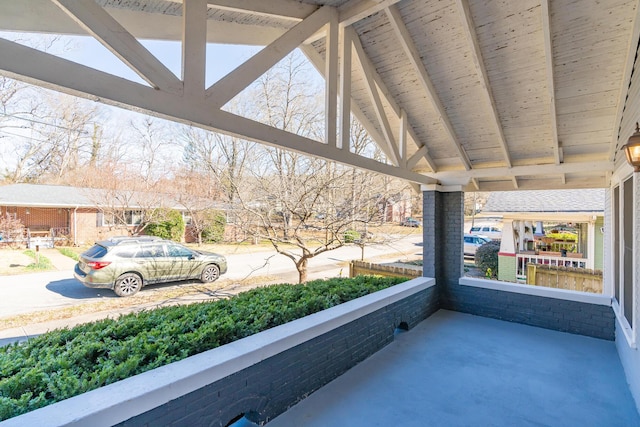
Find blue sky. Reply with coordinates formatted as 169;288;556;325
58;36;263;88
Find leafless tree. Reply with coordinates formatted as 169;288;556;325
225;52;409;283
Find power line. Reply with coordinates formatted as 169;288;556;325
0;112;90;134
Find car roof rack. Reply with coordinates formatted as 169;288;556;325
106;236;163;244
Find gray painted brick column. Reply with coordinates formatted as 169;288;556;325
422;188;464;298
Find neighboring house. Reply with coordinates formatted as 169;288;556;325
0;183;189;247
478;189;605;284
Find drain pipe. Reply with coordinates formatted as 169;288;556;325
73;206;79;246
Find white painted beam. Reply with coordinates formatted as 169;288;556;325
351;28;400;166
385;5;472;171
338;0;402;28
182;0;207;101
455;0;511;168
429;161;614;181
205;0;316;20
301;45;388;154
0;38;436;186
540;0;561;165
206;6;332;108
52;0;181;93
325;9;339;147
407;145;428;170
210;109;435;184
338;26;352;151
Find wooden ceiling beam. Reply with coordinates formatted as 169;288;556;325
429;160;614;182
205;0;316;21
385;5;472;171
540;0;561;165
338;0;402;28
301;44;389;155
52;0;181;93
455;0;511;168
351;27;400;166
206;6;332;108
182;0;207;101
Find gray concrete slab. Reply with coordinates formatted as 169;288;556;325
269;310;640;427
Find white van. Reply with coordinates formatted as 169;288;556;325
469;224;502;240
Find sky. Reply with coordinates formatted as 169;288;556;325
56;35;263;88
0;31;327;177
0;33;264;172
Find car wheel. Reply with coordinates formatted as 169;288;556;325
114;273;142;297
200;264;220;283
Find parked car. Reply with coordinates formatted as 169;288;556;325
469;224;502;240
74;236;227;297
464;234;492;256
401;218;421;227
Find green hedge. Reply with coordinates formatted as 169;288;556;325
0;276;405;421
475;240;500;278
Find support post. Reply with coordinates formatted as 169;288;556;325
422;186;464;303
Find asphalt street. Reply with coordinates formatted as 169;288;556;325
0;234;423;318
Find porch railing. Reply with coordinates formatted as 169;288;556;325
516;253;588;282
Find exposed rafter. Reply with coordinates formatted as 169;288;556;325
351;28;400;166
385;5;472;171
206;6;332;108
182;0;207;100
52;0;182;93
205;0;315;21
454;0;511;168
325;8;339;148
470;178;480;191
429;160;614;182
338;25;352;151
0;27;435;186
338;0;402;28
301;45;389;154
540;0;561;165
0;0;632;191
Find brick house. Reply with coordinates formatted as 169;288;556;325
477;189;605;284
0;183;186;247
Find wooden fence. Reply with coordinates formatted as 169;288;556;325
349;260;422;278
526;264;602;294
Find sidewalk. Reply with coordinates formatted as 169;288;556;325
39;248;77;271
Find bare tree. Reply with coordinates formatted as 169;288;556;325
225;53;406;283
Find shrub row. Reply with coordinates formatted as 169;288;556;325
0;276;405;421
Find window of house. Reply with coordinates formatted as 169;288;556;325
622;177;634;327
99;210;144;226
613;177;635;338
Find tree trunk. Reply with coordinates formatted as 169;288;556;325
296;257;308;283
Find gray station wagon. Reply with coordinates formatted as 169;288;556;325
74;236;227;297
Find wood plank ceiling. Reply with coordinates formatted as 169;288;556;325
0;0;638;191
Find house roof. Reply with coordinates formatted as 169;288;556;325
0;184;183;210
481;189;605;215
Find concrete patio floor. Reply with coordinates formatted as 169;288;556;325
269;310;640;427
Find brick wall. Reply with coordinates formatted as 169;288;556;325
111;281;439;427
424;189;615;341
454;280;613;340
